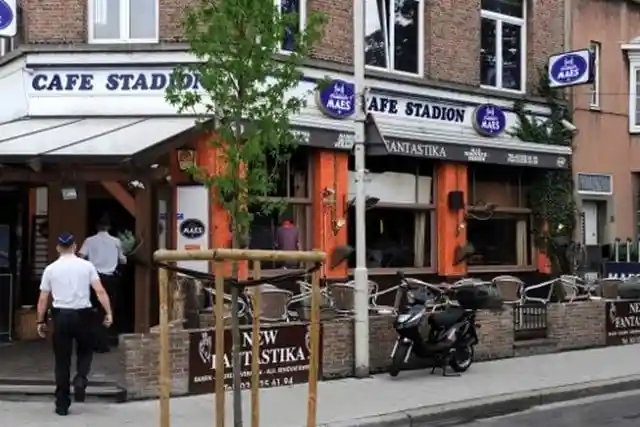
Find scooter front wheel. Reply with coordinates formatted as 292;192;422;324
389;343;409;377
449;344;474;372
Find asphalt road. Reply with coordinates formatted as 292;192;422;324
452;390;640;426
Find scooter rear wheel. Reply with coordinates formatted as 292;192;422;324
389;344;409;377
449;344;474;372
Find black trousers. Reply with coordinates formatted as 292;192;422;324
93;273;119;350
51;308;94;409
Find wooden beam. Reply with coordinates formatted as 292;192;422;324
134;181;153;332
0;165;169;183
100;181;136;217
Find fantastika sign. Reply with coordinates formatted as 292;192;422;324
605;301;640;346
188;324;321;394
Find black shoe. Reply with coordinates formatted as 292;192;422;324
73;378;87;402
55;407;69;416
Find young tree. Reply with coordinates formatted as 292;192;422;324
166;0;326;253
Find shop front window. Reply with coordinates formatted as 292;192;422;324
347;156;434;271
467;164;533;270
247;148;311;270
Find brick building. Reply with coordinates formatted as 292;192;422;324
570;0;640;259
0;0;570;342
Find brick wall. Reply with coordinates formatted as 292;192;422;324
547;301;606;351
19;0;563;94
475;307;515;361
120;329;190;399
120;302;608;400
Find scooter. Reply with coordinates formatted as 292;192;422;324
389;272;480;377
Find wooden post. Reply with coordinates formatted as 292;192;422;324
214;263;226;427
158;266;171;427
306;263;321;427
250;261;262;427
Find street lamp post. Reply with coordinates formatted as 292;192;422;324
352;0;370;378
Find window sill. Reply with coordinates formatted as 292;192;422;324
479;84;526;96
468;206;531;214
467;265;536;274
348;267;436;276
88;38;159;44
365;65;423;79
588;105;601;112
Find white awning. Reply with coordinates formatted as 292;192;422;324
0;117;197;161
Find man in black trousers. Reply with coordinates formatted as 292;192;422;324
36;232;113;415
79;214;127;351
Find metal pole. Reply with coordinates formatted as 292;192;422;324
353;0;370;378
231;285;243;427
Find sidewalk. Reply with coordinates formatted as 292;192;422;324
3;344;640;427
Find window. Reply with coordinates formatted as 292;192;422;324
631;66;640;133
589;41;601;109
480;0;526;92
88;0;158;43
467;164;533;269
347;156;434;270
347;208;432;269
364;0;424;75
279;0;306;52
467;215;531;266
248;149;311;270
0;37;14;57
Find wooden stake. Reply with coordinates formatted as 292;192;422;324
306;264;320;427
158;266;171;427
215;263;226;427
250;261;262;427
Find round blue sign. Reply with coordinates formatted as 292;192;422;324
0;0;14;31
473;104;507;137
316;79;355;119
549;53;588;86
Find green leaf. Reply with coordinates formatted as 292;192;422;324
165;0;326;252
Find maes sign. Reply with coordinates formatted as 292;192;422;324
188;324;321;394
605;300;640;346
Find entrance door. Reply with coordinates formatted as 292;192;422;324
583;201;599;245
0;192;19;343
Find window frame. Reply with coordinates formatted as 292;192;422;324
87;0;160;44
0;37;14;57
480;1;527;94
276;0;307;54
364;0;425;77
629;63;640;134
249;154;313;274
589;41;601;110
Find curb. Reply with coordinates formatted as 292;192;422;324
318;375;640;427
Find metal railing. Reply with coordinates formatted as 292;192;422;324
513;303;548;341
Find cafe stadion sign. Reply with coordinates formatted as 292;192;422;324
188;324;322;394
605;300;640;346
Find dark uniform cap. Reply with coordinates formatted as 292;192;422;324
57;232;75;246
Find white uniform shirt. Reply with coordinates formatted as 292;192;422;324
79;231;125;275
40;255;98;309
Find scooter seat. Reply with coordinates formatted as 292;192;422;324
429;306;466;329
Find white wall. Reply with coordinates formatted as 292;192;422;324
0;56;28;123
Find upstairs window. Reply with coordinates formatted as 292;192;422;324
278;0;306;52
0;37;15;57
364;0;424;76
88;0;158;44
630;66;640;133
480;0;526;93
589;41;601;109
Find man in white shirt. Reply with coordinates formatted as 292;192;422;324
36;232;113;416
79;215;126;350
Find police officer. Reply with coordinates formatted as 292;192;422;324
36;233;113;416
79;214;126;350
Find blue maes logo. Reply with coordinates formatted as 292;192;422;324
316;79;355;119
